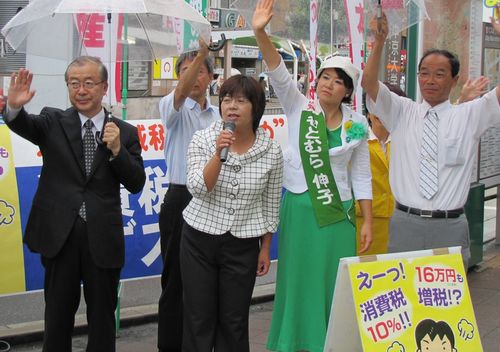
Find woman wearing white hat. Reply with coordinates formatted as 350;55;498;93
253;1;373;351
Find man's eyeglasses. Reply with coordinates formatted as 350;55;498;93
67;80;105;90
417;71;448;81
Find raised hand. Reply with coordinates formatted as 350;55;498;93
7;69;36;109
252;0;274;32
198;37;209;58
369;12;388;44
458;76;490;103
362;12;388;101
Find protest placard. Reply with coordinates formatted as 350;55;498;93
325;247;482;352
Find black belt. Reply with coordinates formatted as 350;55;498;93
168;183;187;190
396;202;464;219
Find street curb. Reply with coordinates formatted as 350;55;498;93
0;287;275;347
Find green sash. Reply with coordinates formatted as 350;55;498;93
299;109;346;227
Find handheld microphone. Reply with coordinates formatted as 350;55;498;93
96;110;113;145
220;121;236;162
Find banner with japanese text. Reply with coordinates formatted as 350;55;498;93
307;0;318;101
74;13;123;105
344;0;364;112
0;115;288;294
0;125;26;294
348;252;482;351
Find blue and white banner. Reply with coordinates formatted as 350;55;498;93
1;116;288;294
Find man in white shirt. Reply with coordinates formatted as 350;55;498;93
157;42;219;352
361;15;500;267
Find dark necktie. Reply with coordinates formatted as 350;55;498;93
78;120;96;220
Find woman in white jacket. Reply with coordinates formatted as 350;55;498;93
253;1;373;351
180;74;283;352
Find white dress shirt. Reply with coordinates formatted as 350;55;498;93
368;129;390;155
159;92;219;185
266;58;372;201
78;109;105;138
367;82;500;210
183;120;284;238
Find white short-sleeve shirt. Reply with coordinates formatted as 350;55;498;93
367;82;500;210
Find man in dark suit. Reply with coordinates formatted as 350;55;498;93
1;56;146;352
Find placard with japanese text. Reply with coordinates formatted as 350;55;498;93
324;247;482;352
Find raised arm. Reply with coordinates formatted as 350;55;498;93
361;13;388;103
173;39;210;110
252;0;281;71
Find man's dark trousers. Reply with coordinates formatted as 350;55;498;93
157;184;192;351
42;217;120;352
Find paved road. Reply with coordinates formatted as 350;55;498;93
8;301;274;352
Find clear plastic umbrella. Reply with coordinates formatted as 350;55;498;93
1;0;213;109
364;0;429;39
233;0;429;47
1;0;212;63
233;0;318;45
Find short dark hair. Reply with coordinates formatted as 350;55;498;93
418;49;460;78
65;56;108;82
219;75;266;132
415;319;455;349
317;68;354;104
175;51;214;76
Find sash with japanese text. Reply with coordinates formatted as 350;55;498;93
299;110;345;227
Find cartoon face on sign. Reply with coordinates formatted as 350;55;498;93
415;319;457;352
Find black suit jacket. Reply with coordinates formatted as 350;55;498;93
6;106;146;268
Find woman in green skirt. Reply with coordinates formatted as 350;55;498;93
253;1;373;351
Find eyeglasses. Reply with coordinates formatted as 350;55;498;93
67;80;105;90
417;71;449;81
221;96;251;105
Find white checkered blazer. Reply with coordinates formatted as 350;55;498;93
183;120;284;238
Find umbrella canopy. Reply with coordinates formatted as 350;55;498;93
364;0;429;38
233;0;429;46
1;0;211;63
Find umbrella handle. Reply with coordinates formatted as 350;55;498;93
208;34;226;52
376;3;383;34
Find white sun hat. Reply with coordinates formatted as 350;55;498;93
317;53;360;97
